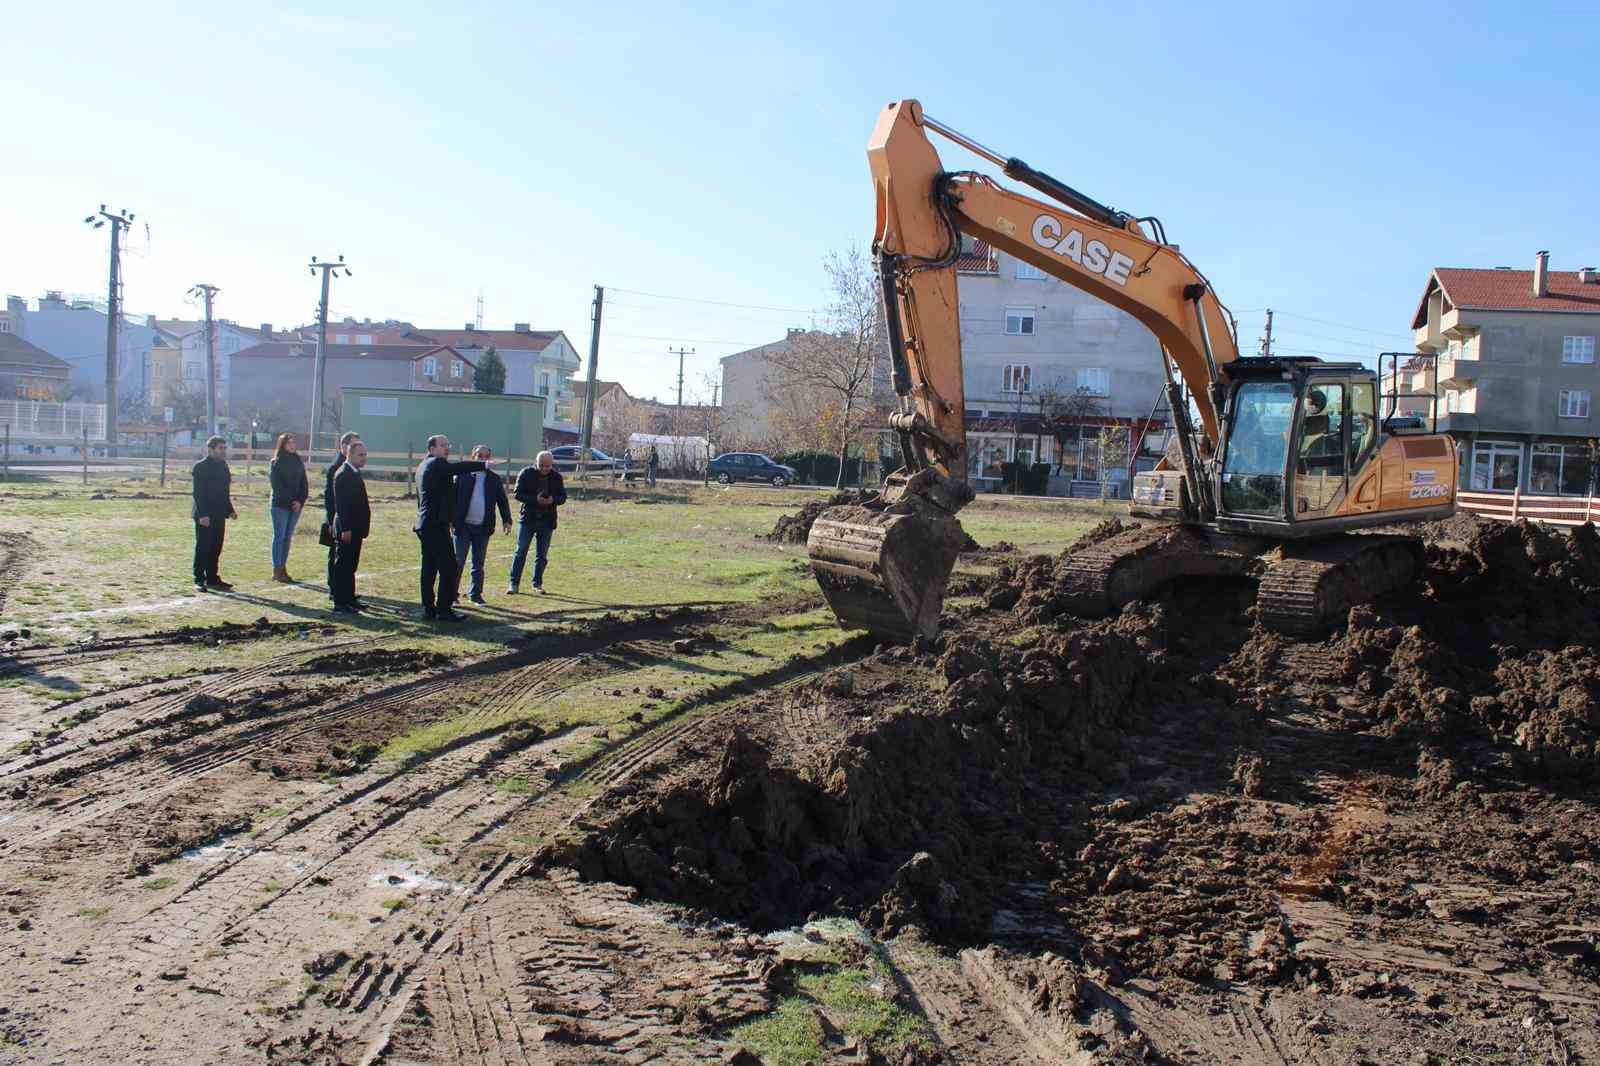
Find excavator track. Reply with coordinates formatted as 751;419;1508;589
1053;522;1266;618
1255;535;1422;637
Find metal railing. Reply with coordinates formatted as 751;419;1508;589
0;401;108;441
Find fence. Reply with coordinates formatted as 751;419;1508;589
1457;488;1599;528
0;401;107;442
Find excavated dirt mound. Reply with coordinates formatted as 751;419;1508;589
763;489;881;544
557;515;1600;1041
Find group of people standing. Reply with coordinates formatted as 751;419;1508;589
190;431;567;620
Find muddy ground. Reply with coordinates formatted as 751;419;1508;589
559;515;1600;1063
2;511;1597;1064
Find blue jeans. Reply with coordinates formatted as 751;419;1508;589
270;505;302;568
509;523;553;588
452;523;492;599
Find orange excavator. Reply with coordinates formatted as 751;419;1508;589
807;100;1457;640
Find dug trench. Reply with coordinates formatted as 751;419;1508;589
555;516;1600;1061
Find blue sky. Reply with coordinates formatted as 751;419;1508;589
4;1;1595;401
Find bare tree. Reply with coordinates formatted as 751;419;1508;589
763;246;885;488
1038;383;1106;476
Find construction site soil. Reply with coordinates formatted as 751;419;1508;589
559;514;1600;1062
3;511;1598;1064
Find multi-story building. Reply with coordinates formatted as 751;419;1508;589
6;292;163;404
1411;252;1600;496
0;331;71;399
952;240;1167;491
399;325;581;432
152;319;292;421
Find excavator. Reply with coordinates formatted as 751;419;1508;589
806;100;1457;641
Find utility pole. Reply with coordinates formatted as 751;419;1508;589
577;285;605;479
307;256;352;456
85;205;135;456
190;284;221;435
1258;308;1274;357
669;346;694;435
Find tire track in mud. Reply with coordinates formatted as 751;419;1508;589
267;639;878;1065
0;530;35;619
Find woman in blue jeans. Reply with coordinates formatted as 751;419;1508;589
507;450;566;593
268;432;310;582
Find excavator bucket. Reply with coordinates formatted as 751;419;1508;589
806;498;969;642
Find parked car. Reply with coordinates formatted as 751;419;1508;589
548;445;621;472
708;452;797;487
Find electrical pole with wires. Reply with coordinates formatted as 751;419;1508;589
669;346;694;435
189;284;221;435
308;256;352;456
577;286;605;480
85;206;135;456
1258;308;1274;357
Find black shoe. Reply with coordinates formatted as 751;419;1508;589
437;609;464;622
469;595;486;605
505;585;518;595
207;578;235;591
194;582;209;594
351;598;370;610
422;608;437;620
332;604;361;615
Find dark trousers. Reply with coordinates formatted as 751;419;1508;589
332;536;362;606
193;518;226;583
416;524;460;612
326;537;338;602
509;523;553;588
452;524;492;599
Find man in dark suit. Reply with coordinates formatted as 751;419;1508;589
191;435;237;593
451;444;512;605
323;431;360;605
331;441;371;613
414;434;489;621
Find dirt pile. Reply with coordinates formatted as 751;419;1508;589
563;515;1600;996
763;489;880;544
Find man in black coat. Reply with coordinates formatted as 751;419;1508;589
414;434;489;621
323;431;360;604
450;444;512;604
331;441;371;613
191;435;237;592
508;450;567;594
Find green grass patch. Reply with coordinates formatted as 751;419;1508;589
797;968;933;1058
495;776;534;794
730;996;825;1065
380;898;408;912
140;877;177;890
77;906;111;920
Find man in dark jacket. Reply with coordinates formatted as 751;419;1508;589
191;435;237;592
451;444;512;605
323;431;361;604
331;441;371;613
508;449;567;594
414;434;489;621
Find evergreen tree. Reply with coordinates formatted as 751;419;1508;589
474;346;507;394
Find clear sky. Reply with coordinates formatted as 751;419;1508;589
4;1;1595;402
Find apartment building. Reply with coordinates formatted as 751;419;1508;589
1411;252;1600;495
954;240;1166;491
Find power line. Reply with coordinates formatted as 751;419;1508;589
606;287;818;315
1257;309;1412;340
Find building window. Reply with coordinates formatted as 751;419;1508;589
335;333;349;344
1076;367;1110;396
356;333;373;345
359;395;399;417
1004;307;1035;335
1015;260;1047;280
1002;364;1031;393
451;360;464;378
422;356;438;378
1531;442;1593;496
1559;388;1591;418
1471;441;1522;492
1446;336;1479;362
539;371;551;396
1563;336;1596;364
184;362;201;381
0;318;11;333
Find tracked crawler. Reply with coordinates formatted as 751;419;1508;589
807;99;1455;640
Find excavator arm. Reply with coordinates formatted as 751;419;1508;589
807;99;1241;640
